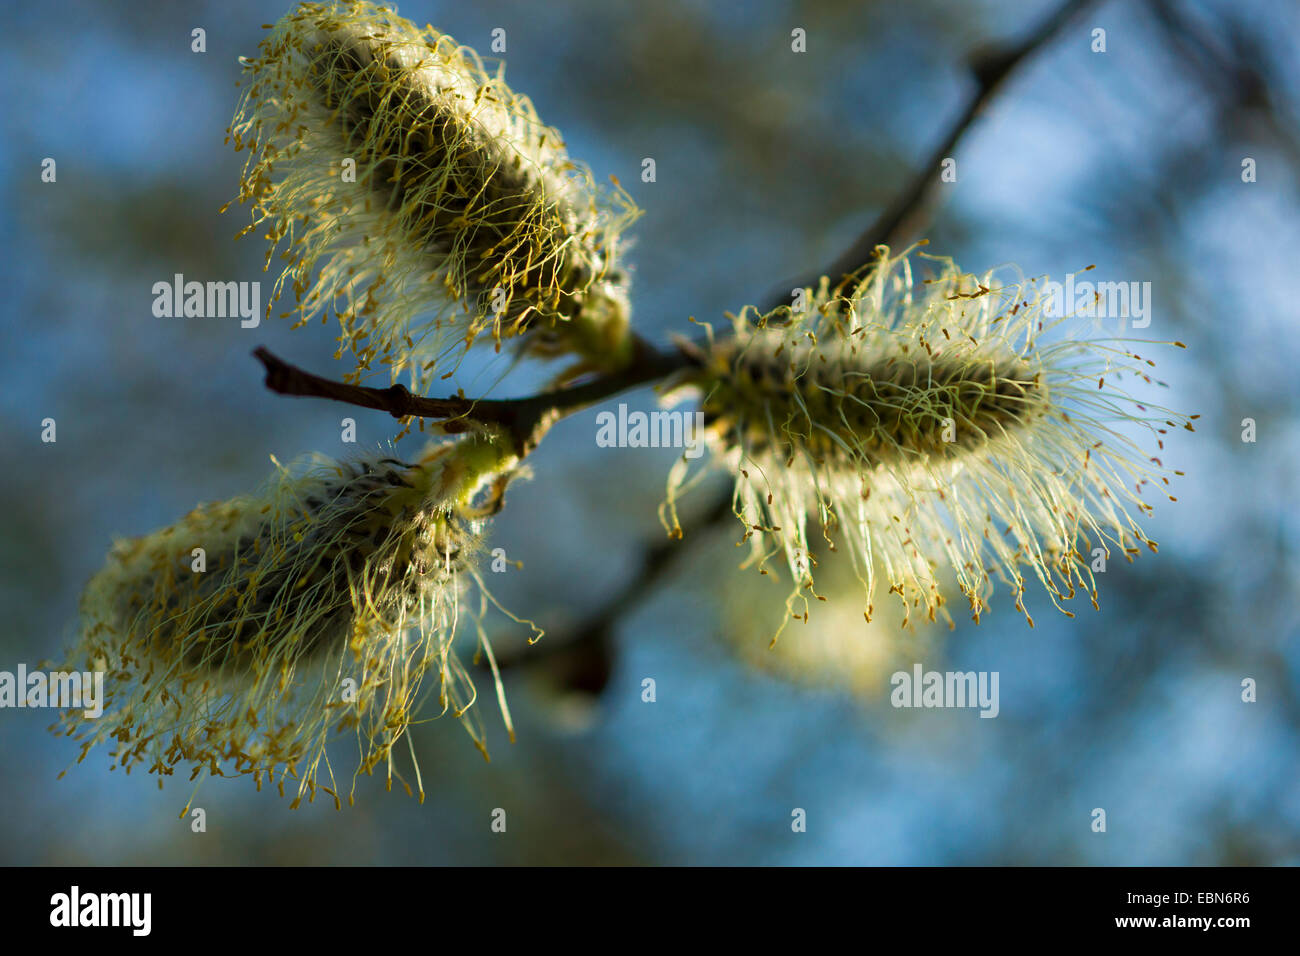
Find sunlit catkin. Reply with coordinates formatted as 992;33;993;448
55;433;523;810
226;0;640;387
665;246;1195;631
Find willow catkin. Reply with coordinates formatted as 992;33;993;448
717;549;942;698
664;246;1195;632
227;0;640;387
55;433;523;809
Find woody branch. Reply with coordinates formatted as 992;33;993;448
253;334;696;456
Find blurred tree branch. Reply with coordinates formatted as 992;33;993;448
773;0;1096;308
1145;0;1300;168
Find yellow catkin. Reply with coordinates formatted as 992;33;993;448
226;0;640;389
665;246;1195;632
55;433;524;807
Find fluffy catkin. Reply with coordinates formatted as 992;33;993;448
664;246;1195;632
227;0;640;387
718;551;942;697
55;434;523;809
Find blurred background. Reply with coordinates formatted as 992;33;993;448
2;0;1298;864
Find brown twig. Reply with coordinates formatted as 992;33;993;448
254;346;497;421
254;335;694;456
